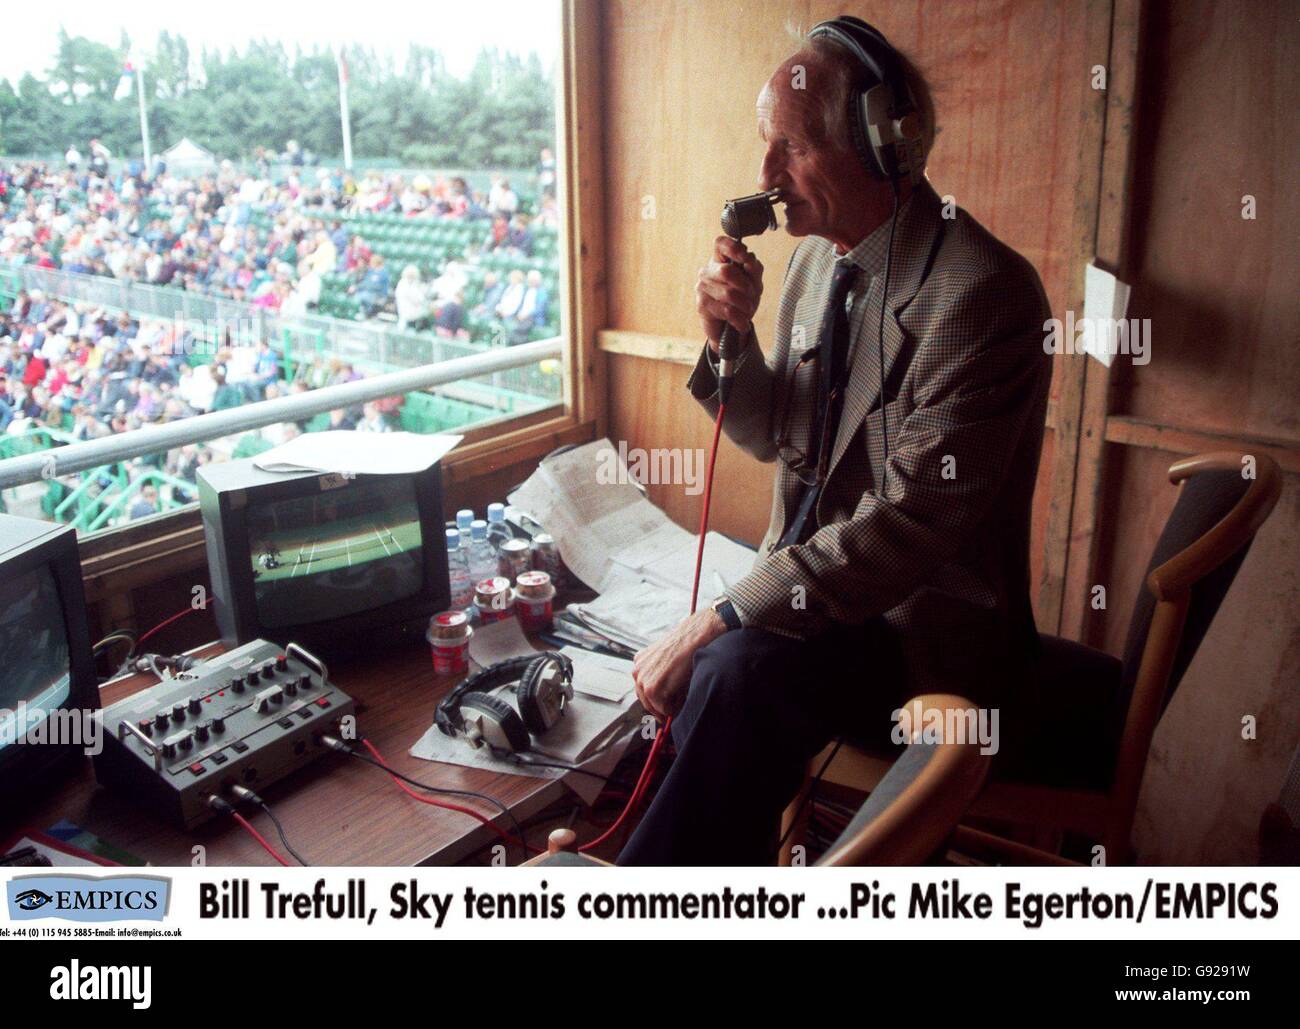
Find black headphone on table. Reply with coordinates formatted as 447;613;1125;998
435;652;574;755
808;15;927;185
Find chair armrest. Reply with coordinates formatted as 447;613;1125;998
817;694;992;866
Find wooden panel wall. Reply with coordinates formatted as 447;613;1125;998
1090;0;1299;864
600;0;1298;862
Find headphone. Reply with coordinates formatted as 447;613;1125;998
807;16;926;185
435;652;574;755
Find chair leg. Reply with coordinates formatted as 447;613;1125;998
778;765;814;866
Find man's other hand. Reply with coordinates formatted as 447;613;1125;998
632;607;728;722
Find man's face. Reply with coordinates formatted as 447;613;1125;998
756;61;871;242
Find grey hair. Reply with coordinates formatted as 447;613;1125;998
782;21;937;161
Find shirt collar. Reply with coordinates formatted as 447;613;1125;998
831;191;918;280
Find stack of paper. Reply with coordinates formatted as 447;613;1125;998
509;439;759;651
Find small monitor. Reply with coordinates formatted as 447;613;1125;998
198;459;451;654
0;514;99;801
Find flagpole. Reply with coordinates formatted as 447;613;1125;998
136;66;152;170
337;49;353;171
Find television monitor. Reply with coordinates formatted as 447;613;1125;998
0;514;99;801
198;459;451;654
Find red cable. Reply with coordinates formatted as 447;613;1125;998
135;601;208;651
232;811;292;866
578;402;728;855
360;738;538;854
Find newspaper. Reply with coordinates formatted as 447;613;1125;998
508;439;758;650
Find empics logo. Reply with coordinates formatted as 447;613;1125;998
50;961;152;1010
6;874;171;922
14;888;54;911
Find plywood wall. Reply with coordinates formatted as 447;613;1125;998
599;0;1298;863
1091;0;1299;864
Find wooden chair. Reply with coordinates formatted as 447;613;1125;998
528;693;992;866
783;451;1283;866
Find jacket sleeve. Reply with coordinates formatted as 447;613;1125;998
723;272;1051;638
685;330;780;463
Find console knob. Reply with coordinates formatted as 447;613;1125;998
138;719;154;736
297;673;312;691
230;675;246;693
211;715;226;733
162;740;177;759
194;721;210;741
171;702;186;721
284;680;298;697
154;712;169;729
276;654;289;672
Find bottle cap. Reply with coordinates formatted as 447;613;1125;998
445;528;460;549
456;509;474;530
487;502;506;522
470;519;487;540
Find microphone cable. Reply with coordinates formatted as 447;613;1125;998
578;397;727;854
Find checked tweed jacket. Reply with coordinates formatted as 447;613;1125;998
687;179;1052;702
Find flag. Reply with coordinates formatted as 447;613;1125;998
114;60;135;101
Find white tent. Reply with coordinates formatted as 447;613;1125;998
160;137;217;173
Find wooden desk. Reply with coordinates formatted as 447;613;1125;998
2;633;601;866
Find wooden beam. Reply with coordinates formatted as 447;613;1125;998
597;329;703;365
1105;415;1300;474
1037;0;1117;634
1061;0;1146;645
559;0;609;438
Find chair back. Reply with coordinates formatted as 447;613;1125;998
1104;451;1282;862
1117;453;1282;722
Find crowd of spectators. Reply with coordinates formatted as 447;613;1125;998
0;142;560;525
0;143;559;338
0;288;402;522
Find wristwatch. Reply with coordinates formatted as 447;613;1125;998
709;595;742;631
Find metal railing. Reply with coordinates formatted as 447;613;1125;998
3;264;562;400
0;338;563;490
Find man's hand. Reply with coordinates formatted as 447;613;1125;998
696;235;764;352
632;607;728;722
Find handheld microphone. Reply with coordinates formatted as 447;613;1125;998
717;189;780;403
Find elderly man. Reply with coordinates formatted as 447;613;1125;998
620;17;1051;865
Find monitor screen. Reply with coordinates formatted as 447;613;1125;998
246;476;425;628
0;565;72;748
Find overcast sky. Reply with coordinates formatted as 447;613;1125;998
3;0;562;82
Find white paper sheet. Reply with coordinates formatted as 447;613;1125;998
560;646;634;703
254;430;461;475
467;617;537;667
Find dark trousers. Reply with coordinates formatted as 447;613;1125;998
618;620;907;866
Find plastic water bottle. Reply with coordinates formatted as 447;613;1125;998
486;502;512;553
445;528;475;609
456;509;474;534
467;520;498;583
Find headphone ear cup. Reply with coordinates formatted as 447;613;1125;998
517;654;569;737
460;692;531;753
515;656;550;736
851;89;888;180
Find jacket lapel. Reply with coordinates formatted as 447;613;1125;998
825;180;945;481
